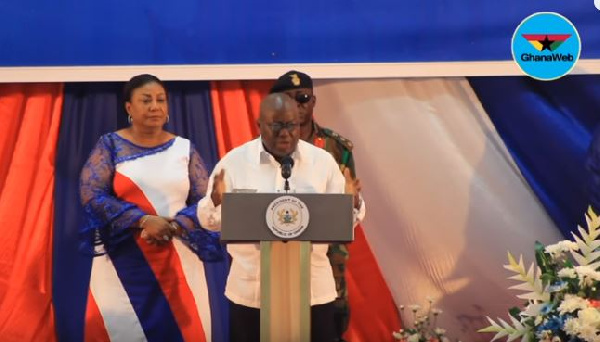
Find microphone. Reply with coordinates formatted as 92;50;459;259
281;155;294;192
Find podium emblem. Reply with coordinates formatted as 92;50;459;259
266;195;310;238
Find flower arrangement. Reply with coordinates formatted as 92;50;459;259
480;207;600;342
392;297;456;342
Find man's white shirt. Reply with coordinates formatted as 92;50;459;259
197;138;365;308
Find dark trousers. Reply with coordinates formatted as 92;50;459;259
229;300;336;342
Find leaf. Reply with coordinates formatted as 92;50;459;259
480;316;530;342
507;252;519;269
508;307;521;319
534;241;551;274
572;251;588;266
587;251;600;263
478;326;501;333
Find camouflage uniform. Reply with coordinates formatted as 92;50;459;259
309;122;355;340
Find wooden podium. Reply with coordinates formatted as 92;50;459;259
222;192;354;342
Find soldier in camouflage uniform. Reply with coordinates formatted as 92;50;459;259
270;71;363;342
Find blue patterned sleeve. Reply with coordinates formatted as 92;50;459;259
174;144;224;262
79;135;145;255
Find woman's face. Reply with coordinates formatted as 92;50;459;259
125;82;168;128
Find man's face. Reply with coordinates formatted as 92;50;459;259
259;103;300;157
283;88;315;126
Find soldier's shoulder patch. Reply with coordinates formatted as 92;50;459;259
321;128;353;151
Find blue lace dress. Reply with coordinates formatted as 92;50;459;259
79;132;223;342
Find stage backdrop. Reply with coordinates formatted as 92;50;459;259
0;1;597;66
1;75;599;342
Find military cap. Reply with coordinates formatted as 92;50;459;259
269;70;313;93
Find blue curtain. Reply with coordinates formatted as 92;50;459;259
468;75;600;237
53;81;229;342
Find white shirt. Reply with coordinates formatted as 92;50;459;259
197;138;366;308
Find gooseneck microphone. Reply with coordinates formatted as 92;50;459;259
280;155;294;193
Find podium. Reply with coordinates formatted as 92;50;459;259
222;192;354;342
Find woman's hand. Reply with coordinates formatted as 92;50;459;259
139;215;174;245
168;220;183;237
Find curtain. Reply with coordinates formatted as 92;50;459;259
209;80;271;156
53;81;229;342
312;77;564;341
469;75;600;237
0;83;63;341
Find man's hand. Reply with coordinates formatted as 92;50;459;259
343;168;362;209
211;169;226;207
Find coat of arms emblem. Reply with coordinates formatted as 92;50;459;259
266;196;310;239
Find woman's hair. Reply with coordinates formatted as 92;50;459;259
123;74;166;104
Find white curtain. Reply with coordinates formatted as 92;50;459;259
313;77;564;342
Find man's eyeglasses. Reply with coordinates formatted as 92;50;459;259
266;122;299;134
294;93;313;104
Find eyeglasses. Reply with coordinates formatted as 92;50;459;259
294;93;313;104
266;122;299;134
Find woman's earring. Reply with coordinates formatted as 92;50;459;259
166;115;170;123
128;115;132;124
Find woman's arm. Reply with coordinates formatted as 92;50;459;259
79;135;146;254
173;144;224;261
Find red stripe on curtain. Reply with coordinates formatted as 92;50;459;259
0;83;63;341
346;226;401;341
209;80;271;157
210;80;401;341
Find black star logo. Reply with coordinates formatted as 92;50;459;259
539;35;555;51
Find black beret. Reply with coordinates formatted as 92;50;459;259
269;70;313;93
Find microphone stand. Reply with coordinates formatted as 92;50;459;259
281;155;294;194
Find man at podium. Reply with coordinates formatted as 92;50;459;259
270;70;360;342
197;93;365;342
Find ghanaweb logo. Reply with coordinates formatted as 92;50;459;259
512;12;581;80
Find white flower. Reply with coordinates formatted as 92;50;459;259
534;315;544;326
560;240;579;251
558;294;588;314
407;335;419;342
537;329;552;339
408;304;421;312
434;328;446;335
563;317;580;335
545;240;580;257
574;266;600;288
432;308;443;315
578;307;600;327
558;268;577;278
574;265;600;278
577;324;600;342
522;303;545;317
545;243;561;255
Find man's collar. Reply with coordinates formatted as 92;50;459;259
307;121;324;142
257;137;302;164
